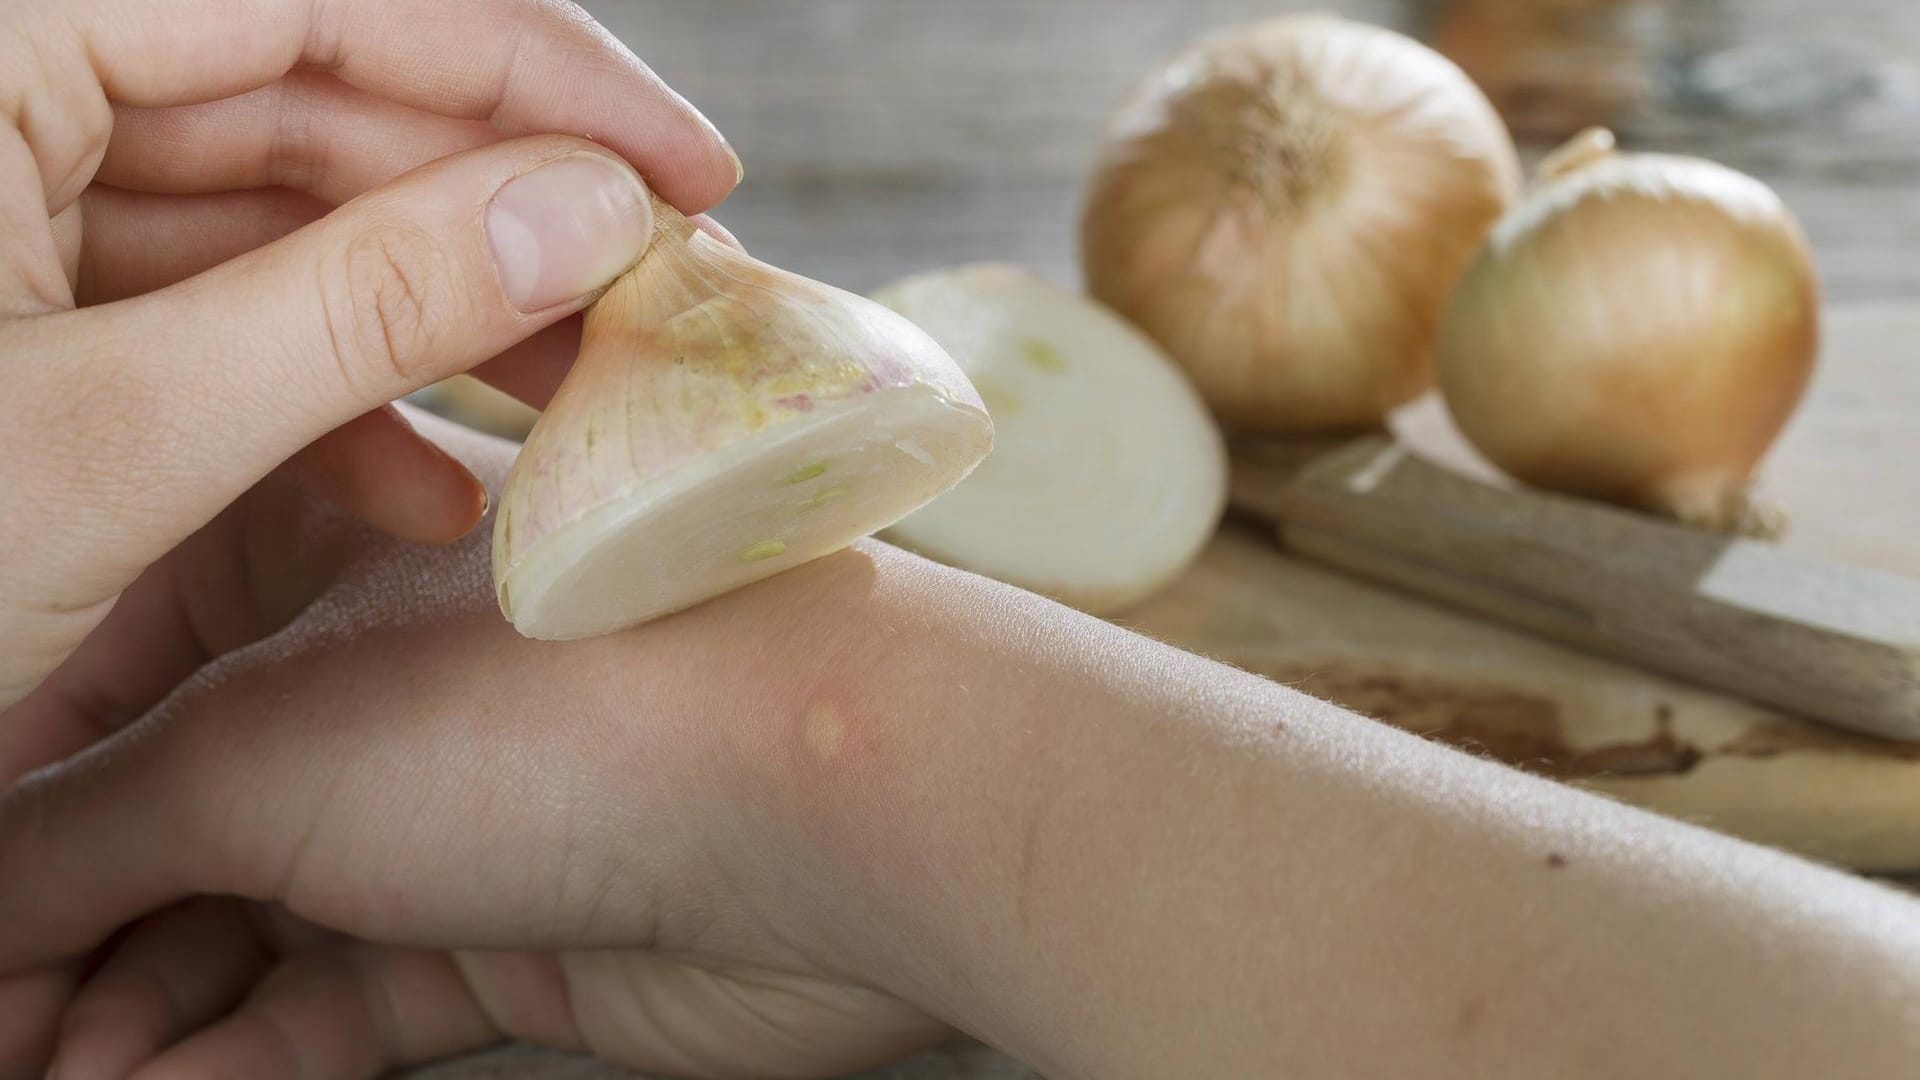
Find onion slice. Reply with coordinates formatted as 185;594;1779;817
494;202;993;641
874;265;1228;614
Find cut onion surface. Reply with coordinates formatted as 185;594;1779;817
494;201;994;641
874;265;1228;614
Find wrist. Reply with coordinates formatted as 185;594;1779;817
695;544;1111;1073
671;546;1018;1006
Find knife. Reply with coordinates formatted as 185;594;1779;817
1230;435;1920;743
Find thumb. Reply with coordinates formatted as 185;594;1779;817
1;135;654;667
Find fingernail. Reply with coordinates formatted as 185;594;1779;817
724;140;745;186
687;102;742;187
488;154;653;313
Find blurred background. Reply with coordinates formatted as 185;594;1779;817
434;0;1920;573
578;0;1920;302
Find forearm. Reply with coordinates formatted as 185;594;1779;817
727;544;1920;1078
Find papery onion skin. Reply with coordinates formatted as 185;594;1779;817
1436;141;1819;533
1081;14;1521;435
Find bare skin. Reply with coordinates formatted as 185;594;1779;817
3;2;1920;1078
1;418;1919;1080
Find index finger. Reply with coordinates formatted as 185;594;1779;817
38;0;740;213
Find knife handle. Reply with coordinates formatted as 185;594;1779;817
1231;436;1920;742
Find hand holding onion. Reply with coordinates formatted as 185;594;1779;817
1437;129;1820;534
0;0;748;708
493;199;992;640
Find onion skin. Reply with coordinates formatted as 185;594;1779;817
1436;141;1819;533
1081;14;1521;435
492;198;990;637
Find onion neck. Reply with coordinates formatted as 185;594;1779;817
600;195;742;327
1535;126;1618;185
647;194;703;247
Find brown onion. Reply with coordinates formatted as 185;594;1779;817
1436;129;1819;535
1081;14;1521;435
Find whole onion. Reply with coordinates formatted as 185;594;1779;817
1081;14;1521;435
1436;129;1819;534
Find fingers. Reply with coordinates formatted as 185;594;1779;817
48;900;268;1080
0;557;218;784
53;199;84;296
468;319;583;413
0;473;365;761
75;194;739;410
130;946;499;1080
0;126;78;314
0;598;666;973
73;183;585;418
0;135;654;676
0;692;311;974
0;738;208;972
100;72;499;206
73;185;593;413
0;965;80;1078
77;187;600;415
2;0;735;316
42;0;738;212
0;618;467;972
285;407;489;547
71;185;579;425
464;213;739;413
74;185;330;305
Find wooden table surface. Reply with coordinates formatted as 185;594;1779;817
422;3;1919;1076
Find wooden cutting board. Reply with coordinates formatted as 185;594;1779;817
1123;304;1920;870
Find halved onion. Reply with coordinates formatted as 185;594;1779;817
875;265;1228;614
494;201;993;641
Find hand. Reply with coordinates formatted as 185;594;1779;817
0;0;739;1069
0;0;739;711
1;415;951;1080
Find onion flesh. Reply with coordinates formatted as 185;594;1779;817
493;201;993;641
875;265;1227;614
